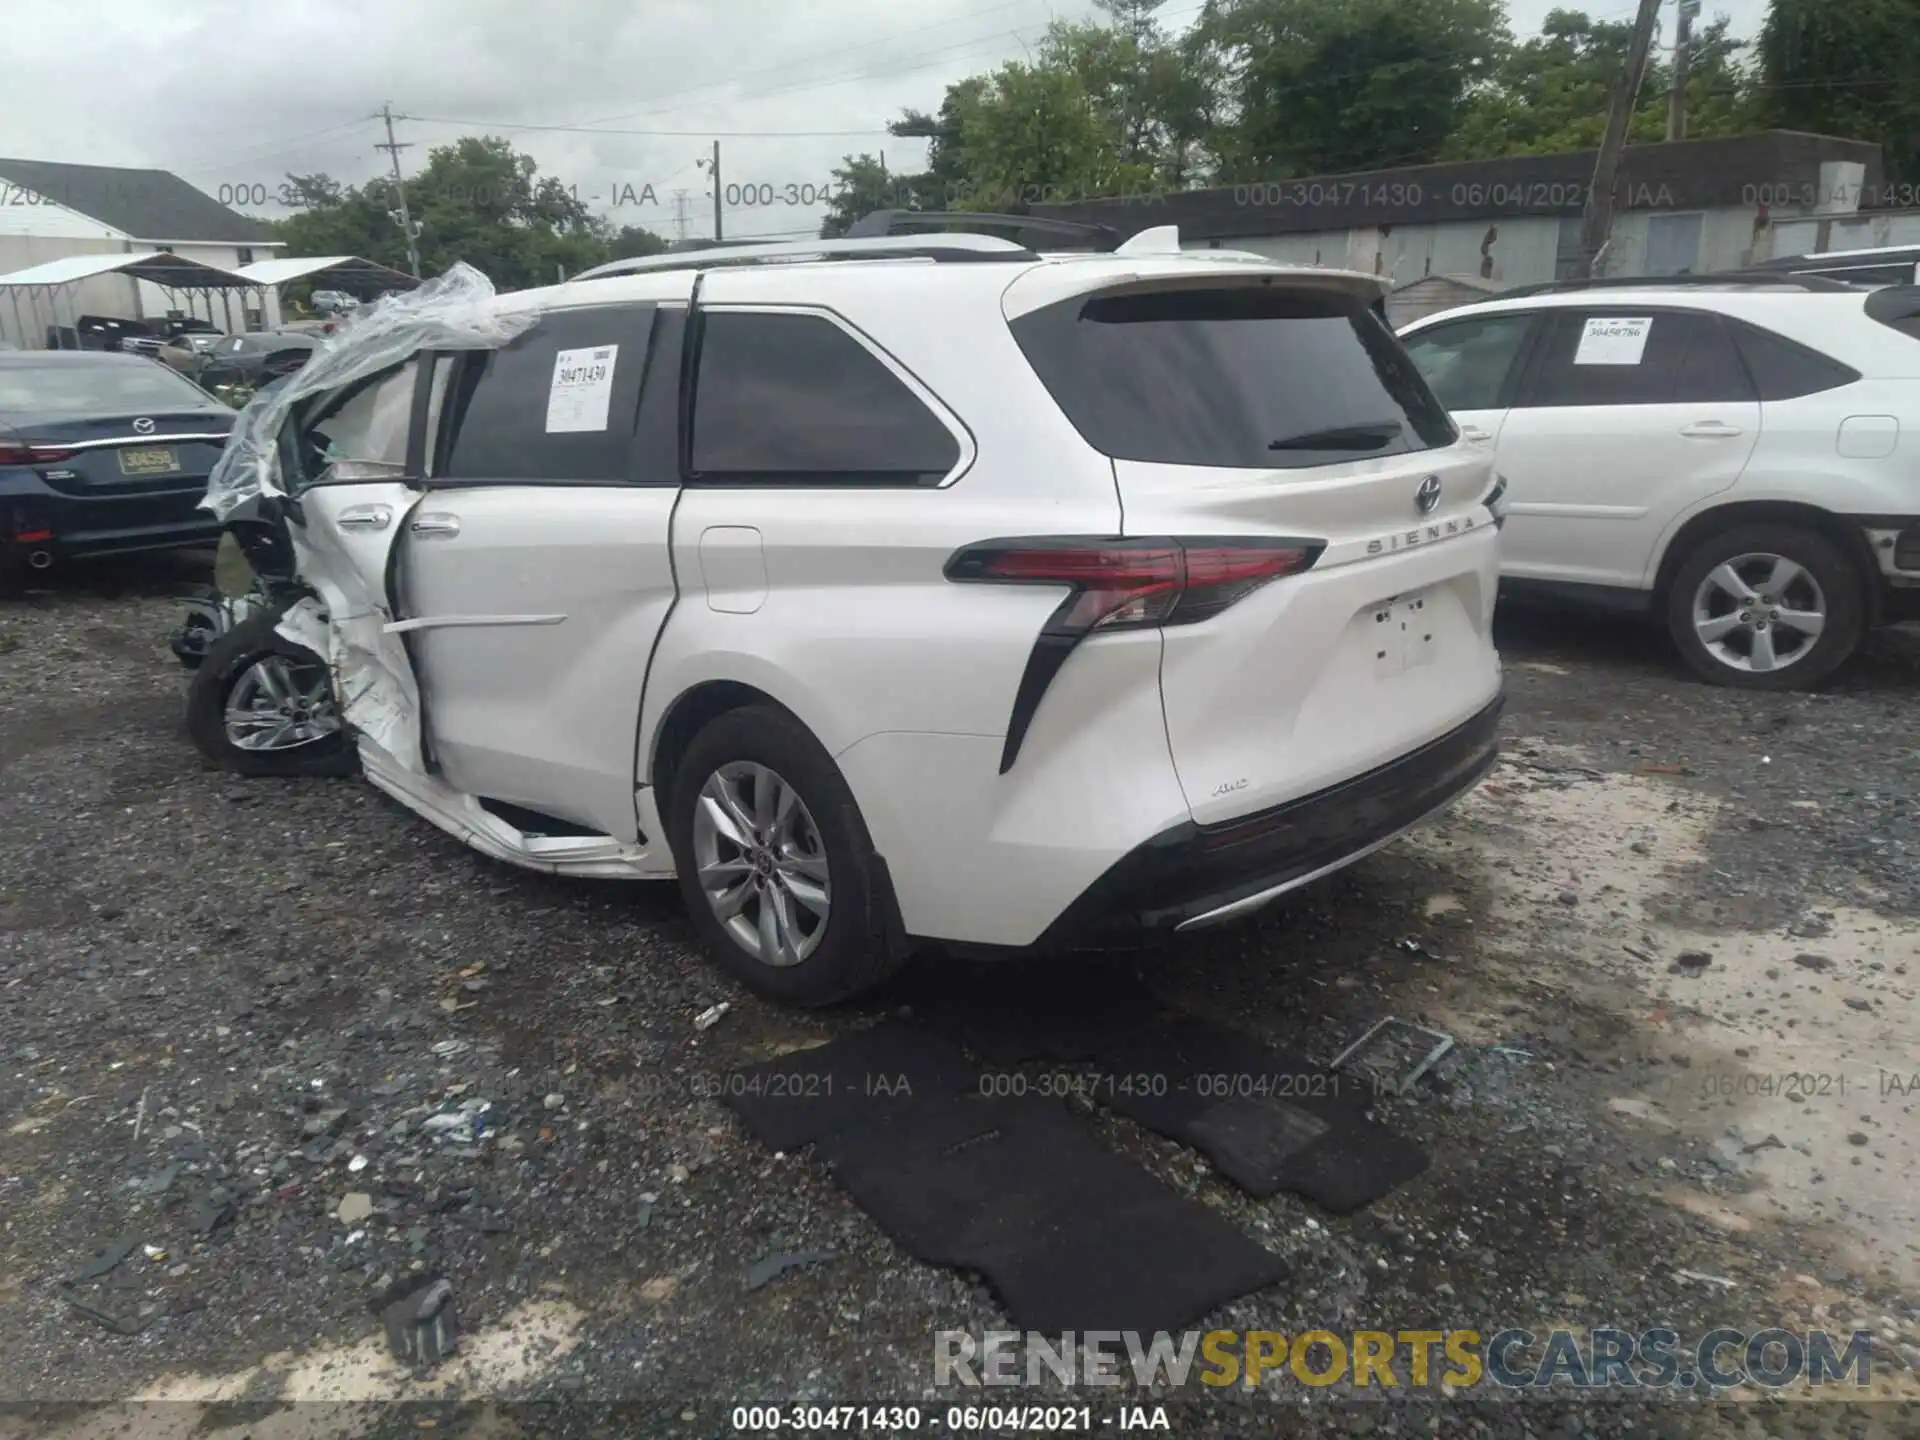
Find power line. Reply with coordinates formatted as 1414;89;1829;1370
397;115;897;138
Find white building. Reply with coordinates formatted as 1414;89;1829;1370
0;156;280;346
1034;131;1893;292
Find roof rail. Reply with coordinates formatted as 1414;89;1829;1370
570;232;1038;282
845;209;1123;251
1500;270;1861;299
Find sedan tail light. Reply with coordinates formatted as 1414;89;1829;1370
0;441;78;465
946;536;1323;772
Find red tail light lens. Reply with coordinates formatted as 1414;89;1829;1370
0;442;77;465
948;537;1320;635
946;536;1324;773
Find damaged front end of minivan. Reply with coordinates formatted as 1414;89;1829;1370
182;262;539;777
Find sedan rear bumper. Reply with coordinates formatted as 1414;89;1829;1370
1034;691;1504;948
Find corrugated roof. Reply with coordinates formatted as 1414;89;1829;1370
0;157;278;244
0;250;257;288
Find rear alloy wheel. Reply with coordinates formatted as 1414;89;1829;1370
1666;524;1864;691
669;704;904;1006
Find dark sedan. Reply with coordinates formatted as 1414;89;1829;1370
0;352;234;581
197;332;319;391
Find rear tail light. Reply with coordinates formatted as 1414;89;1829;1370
0;441;78;465
947;536;1323;772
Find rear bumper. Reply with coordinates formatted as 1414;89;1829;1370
1034;691;1504;948
1854;516;1920;623
2;470;218;560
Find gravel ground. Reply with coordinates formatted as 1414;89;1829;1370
1;556;1917;1440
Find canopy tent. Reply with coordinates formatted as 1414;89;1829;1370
0;250;261;350
237;254;418;301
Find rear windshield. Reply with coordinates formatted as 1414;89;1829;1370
1864;285;1920;340
1010;285;1457;469
0;359;216;413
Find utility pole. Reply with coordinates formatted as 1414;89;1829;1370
1667;0;1699;142
375;103;423;278
1571;0;1663;280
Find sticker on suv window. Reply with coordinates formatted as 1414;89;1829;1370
545;344;619;433
1574;316;1651;366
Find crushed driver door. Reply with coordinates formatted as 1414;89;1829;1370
280;355;449;773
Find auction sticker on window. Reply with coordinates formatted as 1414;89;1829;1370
545;345;618;432
1574;316;1650;365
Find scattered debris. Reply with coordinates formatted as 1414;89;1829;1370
67;1298;148;1336
1555;889;1580;906
337;1192;375;1225
745;1250;837;1292
1848;1133;1870;1147
1623;945;1657;964
65;1237;139;1286
131;1086;150;1143
189;1191;236;1236
1670;951;1713;973
1330;1016;1457;1096
430;1040;471;1059
378;1275;458;1370
348;1154;369;1173
1844;997;1874;1013
694;1002;730;1032
635;1195;655;1231
141;1244;167;1263
1791;953;1833;972
639;1274;679;1304
1740;1135;1786;1157
302;1107;349;1139
1674;1269;1739;1290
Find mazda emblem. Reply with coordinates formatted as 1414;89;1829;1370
1415;475;1442;514
132;417;155;434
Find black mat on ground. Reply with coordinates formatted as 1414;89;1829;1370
718;1019;978;1152
909;970;1163;1065
1091;1013;1430;1214
817;1092;1288;1334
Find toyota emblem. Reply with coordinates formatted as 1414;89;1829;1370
132;417;155;434
1415;475;1442;514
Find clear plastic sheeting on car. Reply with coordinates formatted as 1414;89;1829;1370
198;262;537;522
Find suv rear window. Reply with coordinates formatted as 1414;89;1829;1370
1864;285;1920;341
1009;286;1456;469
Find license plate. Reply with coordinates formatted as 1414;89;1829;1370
117;447;179;476
1371;588;1440;678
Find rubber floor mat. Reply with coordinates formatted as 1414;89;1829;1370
1092;1013;1429;1214
719;1019;978;1152
817;1093;1288;1334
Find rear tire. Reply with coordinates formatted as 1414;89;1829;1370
667;704;904;1007
1664;523;1865;691
186;612;358;777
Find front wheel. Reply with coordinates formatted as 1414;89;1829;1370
186;612;358;777
667;704;904;1006
1664;524;1866;691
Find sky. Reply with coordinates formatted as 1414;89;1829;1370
4;0;1772;243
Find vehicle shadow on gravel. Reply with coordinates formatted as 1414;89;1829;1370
2;549;215;606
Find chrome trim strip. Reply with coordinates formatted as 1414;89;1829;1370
383;614;567;634
1172;789;1474;932
31;432;232;452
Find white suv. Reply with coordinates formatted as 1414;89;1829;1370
1399;276;1920;689
195;229;1506;1004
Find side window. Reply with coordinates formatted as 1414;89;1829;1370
1401;314;1535;411
690;310;961;484
439;302;657;483
303;362;419;482
1521;310;1753;407
1724;318;1862;401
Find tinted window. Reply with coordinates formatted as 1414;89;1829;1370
0;359;217;412
690;311;961;482
1011;286;1456;470
1402;314;1534;411
1725;318;1862;400
1522;309;1753;407
440;303;658;483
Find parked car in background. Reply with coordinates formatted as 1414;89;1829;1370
158;330;227;380
1399;274;1920;690
1751;244;1920;290
310;289;361;317
0;351;233;586
197;331;319;393
190;228;1507;1004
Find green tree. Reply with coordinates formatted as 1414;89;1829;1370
955;55;1159;208
1192;0;1509;180
1758;0;1920;183
1444;9;1758;160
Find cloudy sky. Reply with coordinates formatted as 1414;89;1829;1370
6;0;1768;242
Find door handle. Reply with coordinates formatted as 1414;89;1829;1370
409;512;461;538
336;504;392;530
1459;425;1493;444
1680;421;1743;438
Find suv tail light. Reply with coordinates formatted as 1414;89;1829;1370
946;536;1323;771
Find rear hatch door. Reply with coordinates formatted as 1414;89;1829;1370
1008;272;1503;825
